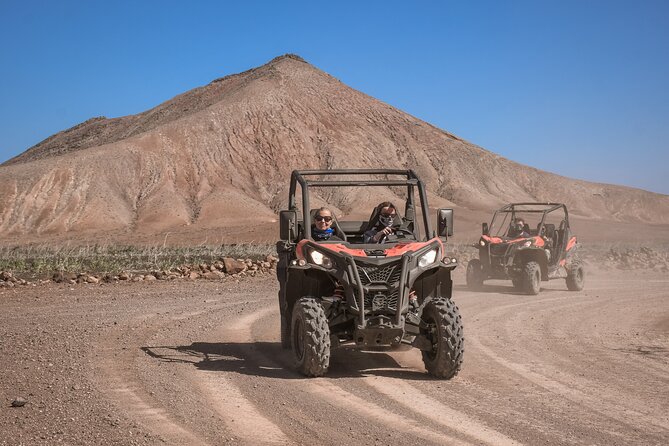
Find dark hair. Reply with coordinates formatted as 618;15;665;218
378;201;396;212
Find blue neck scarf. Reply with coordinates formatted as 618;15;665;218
313;227;334;240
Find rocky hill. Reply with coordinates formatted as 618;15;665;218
1;54;668;245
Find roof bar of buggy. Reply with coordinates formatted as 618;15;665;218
497;203;565;213
289;169;432;240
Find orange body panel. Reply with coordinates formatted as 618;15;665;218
384;239;439;257
482;234;544;247
296;238;440;260
566;236;577;251
482;235;503;244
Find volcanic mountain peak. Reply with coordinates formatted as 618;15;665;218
0;54;668;245
2;54;316;166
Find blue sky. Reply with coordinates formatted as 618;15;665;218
1;1;668;194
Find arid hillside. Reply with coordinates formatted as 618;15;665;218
1;54;668;245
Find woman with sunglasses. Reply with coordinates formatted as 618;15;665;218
312;207;342;241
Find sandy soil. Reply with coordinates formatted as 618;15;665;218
1;270;668;445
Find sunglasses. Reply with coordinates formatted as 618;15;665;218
380;212;396;218
315;216;333;222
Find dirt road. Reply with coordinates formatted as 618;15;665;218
1;271;668;445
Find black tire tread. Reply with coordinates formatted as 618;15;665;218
280;311;290;349
421;298;465;379
566;261;585;291
523;261;541;295
291;297;330;377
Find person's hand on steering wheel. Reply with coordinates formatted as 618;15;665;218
373;226;394;242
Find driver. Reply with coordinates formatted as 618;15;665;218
507;217;530;238
364;202;397;243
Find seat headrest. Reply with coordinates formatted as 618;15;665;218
364;203;402;232
543;223;556;237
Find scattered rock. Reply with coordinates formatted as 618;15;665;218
11;397;27;407
223;258;247;275
203;271;224;280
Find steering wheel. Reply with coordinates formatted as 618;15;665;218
393;227;414;236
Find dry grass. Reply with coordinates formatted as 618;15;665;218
0;243;276;277
2;241;667;280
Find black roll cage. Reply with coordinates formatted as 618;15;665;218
288;169;433;241
489;202;569;236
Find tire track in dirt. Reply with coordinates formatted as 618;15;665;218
467;286;669;433
96;298;266;445
363;377;521;446
96;312;208;445
208;305;470;444
305;380;473;445
210;306;464;445
245;307;521;445
192;306;293;445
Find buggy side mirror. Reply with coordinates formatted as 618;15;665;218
437;208;454;238
482;222;489;235
279;210;297;241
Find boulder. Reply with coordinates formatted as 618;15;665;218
223;258;247;275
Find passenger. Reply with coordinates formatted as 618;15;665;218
364;202;398;243
507;218;530;238
312;207;342;241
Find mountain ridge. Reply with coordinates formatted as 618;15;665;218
0;54;667;245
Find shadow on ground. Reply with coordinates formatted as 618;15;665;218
142;342;439;381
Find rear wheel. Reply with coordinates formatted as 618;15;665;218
291;297;330;377
566;262;585;291
420;298;464;379
466;259;484;290
522;261;541;295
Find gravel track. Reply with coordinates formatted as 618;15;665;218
1;271;668;445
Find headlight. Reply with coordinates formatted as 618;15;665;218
308;249;334;269
522;240;533;248
479;239;486;246
418;248;439;268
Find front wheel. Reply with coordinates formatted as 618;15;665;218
420;298;464;379
291;297;330;377
566;262;585;291
466;259;484;290
522;261;541;295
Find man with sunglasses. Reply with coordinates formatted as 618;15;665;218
312;207;342;241
363;202;398;243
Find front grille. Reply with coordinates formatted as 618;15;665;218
490;244;509;256
357;263;402;285
364;289;400;312
356;261;403;313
